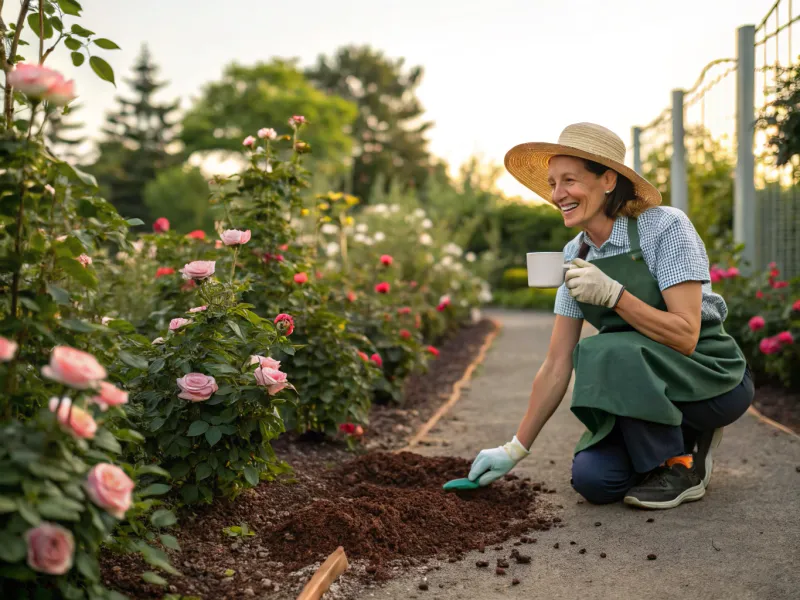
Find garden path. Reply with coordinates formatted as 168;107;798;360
374;309;800;600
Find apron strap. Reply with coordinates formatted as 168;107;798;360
627;217;641;252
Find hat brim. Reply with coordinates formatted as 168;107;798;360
504;142;662;210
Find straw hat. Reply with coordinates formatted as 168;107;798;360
504;123;661;215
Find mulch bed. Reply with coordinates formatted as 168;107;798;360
753;384;800;433
101;318;563;599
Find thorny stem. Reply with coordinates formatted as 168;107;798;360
3;0;31;128
230;245;239;285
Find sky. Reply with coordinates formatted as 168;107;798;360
3;0;778;200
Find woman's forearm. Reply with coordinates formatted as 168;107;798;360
515;356;574;449
614;290;699;355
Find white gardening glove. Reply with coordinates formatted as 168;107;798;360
564;258;625;308
467;436;530;486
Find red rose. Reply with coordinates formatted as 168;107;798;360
380;254;393;266
186;230;206;240
153;217;169;233
370;353;383;367
426;345;440;357
375;282;390;294
274;313;295;336
155;267;175;278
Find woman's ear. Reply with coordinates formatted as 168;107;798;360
603;169;618;194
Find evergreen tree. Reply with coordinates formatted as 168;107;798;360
88;44;182;225
43;103;87;164
306;45;434;202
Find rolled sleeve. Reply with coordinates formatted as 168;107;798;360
553;236;584;319
654;212;711;291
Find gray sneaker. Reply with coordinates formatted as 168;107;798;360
694;427;724;488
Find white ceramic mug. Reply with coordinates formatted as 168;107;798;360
526;252;570;288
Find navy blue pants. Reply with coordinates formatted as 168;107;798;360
571;368;754;504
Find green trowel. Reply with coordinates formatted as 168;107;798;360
442;477;481;491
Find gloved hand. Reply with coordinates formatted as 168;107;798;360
564;258;625;308
468;436;530;486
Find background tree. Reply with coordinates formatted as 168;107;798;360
306;45;434;201
180;58;357;180
757;61;800;178
641;125;735;244
43;102;87;163
87;44;182;226
143;165;214;234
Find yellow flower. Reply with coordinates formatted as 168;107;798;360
330;192;344;201
321;216;332;223
318;202;330;210
300;208;310;216
344;194;359;206
345;216;354;226
338;323;346;331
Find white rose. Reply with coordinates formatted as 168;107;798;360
422;219;433;229
325;242;339;256
465;252;476;262
320;224;338;235
419;233;433;246
374;231;385;242
356;223;369;233
413;208;426;218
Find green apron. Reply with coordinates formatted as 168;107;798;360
570;217;747;455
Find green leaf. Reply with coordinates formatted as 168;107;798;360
89;55;115;85
28;462;70;482
70;51;84;67
186;420;209;436
227;320;245;342
18;502;40;526
64;37;82;50
150;509;177;528
0;496;17;513
76;552;100;582
51;16;63;31
115;428;145;443
195;462;213;481
136;464;171;479
149;358;166;374
47;283;70;305
204;426;222;447
59;318;95;333
0;533;26;562
159;534;180;551
67;164;98;188
58;0;83;16
167;462;190;479
70;24;94;37
93;37;120;50
20;297;40;312
138;483;170;497
141;571;167;586
37;499;81;521
93;428;122;454
27;14;54;39
126;218;144;226
149;417;166;432
181;484;198;503
119;350;148;370
243;466;259;487
55;256;97;288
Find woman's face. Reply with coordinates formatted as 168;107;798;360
547;156;615;229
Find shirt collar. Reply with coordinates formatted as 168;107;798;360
581;217;628;251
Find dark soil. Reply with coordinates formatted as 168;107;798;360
753;384;800;433
101;452;557;599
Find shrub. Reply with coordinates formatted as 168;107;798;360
490;288;558;311
500;268;529;290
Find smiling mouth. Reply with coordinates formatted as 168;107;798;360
559;202;579;214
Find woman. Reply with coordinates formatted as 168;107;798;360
467;123;753;509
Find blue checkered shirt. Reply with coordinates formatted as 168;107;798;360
554;207;727;322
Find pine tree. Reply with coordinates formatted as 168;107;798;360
88;44;182;225
43;103;87;164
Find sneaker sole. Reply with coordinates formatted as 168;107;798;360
623;483;706;510
701;428;724;488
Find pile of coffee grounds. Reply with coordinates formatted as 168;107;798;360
267;452;556;579
101;451;558;598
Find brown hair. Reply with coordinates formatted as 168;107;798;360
582;160;646;218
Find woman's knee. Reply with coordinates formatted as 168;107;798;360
571;452;630;505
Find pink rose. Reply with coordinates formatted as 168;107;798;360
243;135;256;147
78;254;92;267
153;217;170;233
0;335;18;362
357;351;369;362
347;291;357;302
180;260;216;281
288;115;307;127
793;299;800;312
772;280;789;289
274;313;294;335
427;345;440;357
49;397;97;439
254;366;289;395
258;127;277;140
294;272;308;284
759;337;781;355
220;229;252;246
25;522;75;575
169;318;192;330
375;282;390;294
726;267;740;278
397;306;411;315
250;355;281;370
380;254;393;266
90;382;129;411
437;295;451;312
400;329;411;339
42;346;106;389
152;337;165;345
776;331;794;345
215;240;224;249
177;373;218;401
748;316;766;332
370;353;383;368
8;64;75;105
756;290;764;299
709;267;724;283
188;305;208;313
84;463;134;519
45;77;76;106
